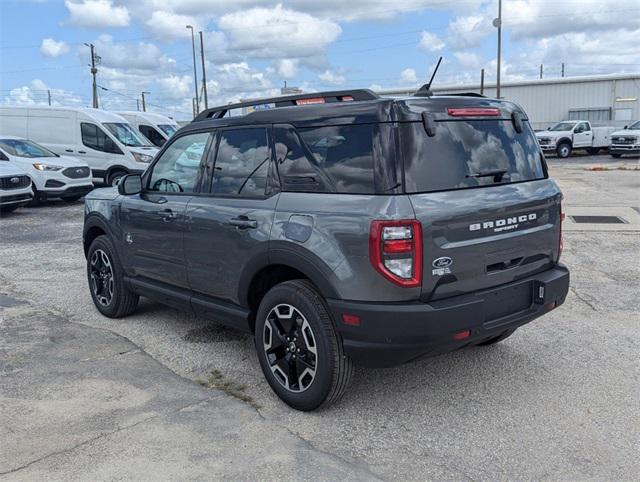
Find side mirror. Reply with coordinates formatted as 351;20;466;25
546;127;550;130
624;125;628;129
118;174;142;195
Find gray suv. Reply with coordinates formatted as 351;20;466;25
83;89;570;411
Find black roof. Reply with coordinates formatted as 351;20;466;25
179;89;523;134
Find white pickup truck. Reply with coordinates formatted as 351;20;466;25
535;120;615;158
609;120;640;158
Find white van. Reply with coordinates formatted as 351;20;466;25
116;111;179;148
0;106;159;186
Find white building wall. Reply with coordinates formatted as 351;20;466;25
378;74;640;130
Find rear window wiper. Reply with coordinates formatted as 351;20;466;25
466;169;507;181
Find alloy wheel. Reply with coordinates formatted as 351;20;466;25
262;304;318;393
90;248;114;306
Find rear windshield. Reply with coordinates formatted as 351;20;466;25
401;120;545;193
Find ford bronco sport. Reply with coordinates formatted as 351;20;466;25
83;88;570;411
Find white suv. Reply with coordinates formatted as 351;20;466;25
0;162;32;214
0;136;93;202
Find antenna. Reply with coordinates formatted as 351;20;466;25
414;56;443;97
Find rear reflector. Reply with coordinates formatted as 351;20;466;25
453;330;471;340
341;314;361;326
295;97;325;105
447;107;500;117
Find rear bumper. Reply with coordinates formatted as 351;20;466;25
327;265;570;367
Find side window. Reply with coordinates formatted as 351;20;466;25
275;124;376;194
576;122;590;133
211;128;269;198
274;127;331;193
148;132;210;193
139;125;166;147
81;122;121;153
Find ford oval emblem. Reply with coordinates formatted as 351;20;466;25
10;177;20;184
432;257;453;268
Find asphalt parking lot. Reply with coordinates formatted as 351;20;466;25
1;154;639;480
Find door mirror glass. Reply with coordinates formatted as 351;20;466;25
118;174;142;195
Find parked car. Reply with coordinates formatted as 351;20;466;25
0;160;32;214
83;89;570;411
116;111;179;148
536;120;615;158
0;106;158;186
0;136;93;203
609;120;640;158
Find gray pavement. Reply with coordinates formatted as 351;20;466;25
0;153;638;480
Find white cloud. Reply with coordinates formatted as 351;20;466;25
454;51;481;69
418;31;445;52
157;75;193;100
218;4;341;59
91;34;175;73
2;79;85;107
276;59;299;78
65;0;130;28
40;38;70;58
318;69;345;85
146;11;200;40
400;68;418;83
447;14;492;49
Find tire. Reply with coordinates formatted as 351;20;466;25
107;170;127;187
587;147;600;155
61;195;83;203
475;328;516;346
86;235;139;318
556;143;572;158
29;185;41;206
611;153;622;158
254;279;353;411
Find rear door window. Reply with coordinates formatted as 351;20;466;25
401;120;545;193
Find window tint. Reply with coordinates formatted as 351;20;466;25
81;123;121;154
0;139;57;158
211;128;269;198
401;120;545;193
139;125;166;147
148;132;209;193
274;125;377;194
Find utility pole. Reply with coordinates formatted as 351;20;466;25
141;91;149;112
136;98;140;111
192;98;196;119
84;43;99;108
47;90;51;106
198;31;208;110
540;64;543;79
480;69;485;95
493;0;502;98
186;25;199;113
561;63;565;77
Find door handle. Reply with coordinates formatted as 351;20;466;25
78;150;87;154
229;216;257;229
158;208;177;221
65;149;74;153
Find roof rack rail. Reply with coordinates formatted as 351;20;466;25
436;92;487;98
193;89;379;121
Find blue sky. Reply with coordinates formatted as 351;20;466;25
1;0;639;120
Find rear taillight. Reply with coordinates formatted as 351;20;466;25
447;107;500;117
369;220;422;288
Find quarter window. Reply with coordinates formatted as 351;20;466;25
148;132;210;193
211;128;269;198
139;125;166;147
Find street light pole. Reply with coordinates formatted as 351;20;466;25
493;0;502;99
186;25;199;114
199;31;208;110
141;91;150;112
84;43;99;108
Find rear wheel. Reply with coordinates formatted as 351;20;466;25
87;235;139;318
556;143;572;158
254;280;353;411
611;153;622;158
587;147;600;155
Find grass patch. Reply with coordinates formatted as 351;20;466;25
197;369;260;408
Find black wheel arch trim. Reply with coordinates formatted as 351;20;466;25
83;213;118;257
556;137;572;147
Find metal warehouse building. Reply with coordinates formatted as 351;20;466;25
379;73;639;130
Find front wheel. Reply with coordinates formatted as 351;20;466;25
254;280;353;411
556;143;572;158
87;235;139;318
